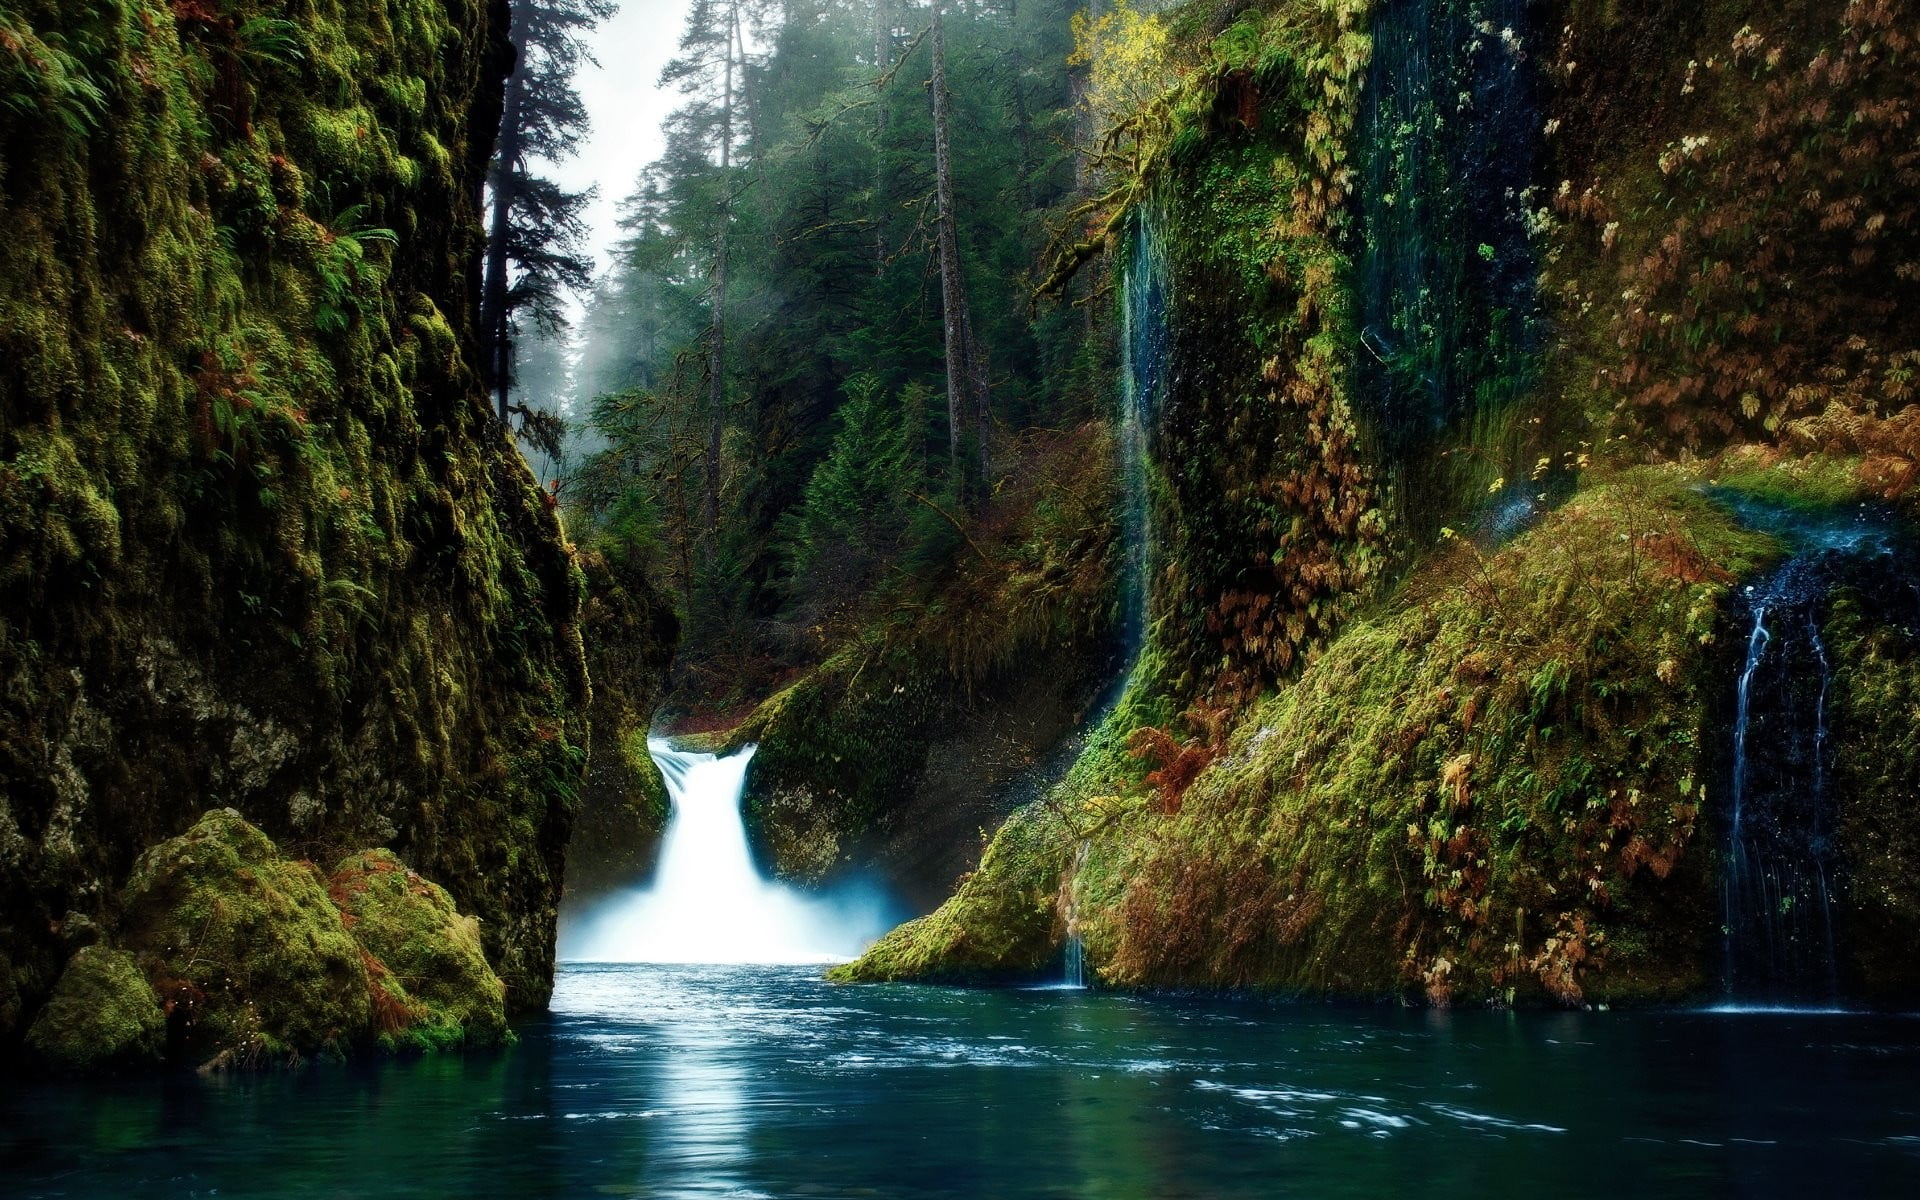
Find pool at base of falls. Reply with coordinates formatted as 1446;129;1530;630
5;963;1920;1198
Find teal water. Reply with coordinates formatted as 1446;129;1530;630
4;964;1919;1197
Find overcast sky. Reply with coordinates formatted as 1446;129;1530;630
551;0;697;289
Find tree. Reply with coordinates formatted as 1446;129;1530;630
929;1;992;488
662;0;749;541
872;0;891;274
566;0;1099;685
481;0;612;429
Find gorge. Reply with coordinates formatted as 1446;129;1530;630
4;0;1920;1194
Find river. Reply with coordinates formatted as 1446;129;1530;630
3;963;1918;1197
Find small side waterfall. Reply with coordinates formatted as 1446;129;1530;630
1722;557;1844;1004
1062;840;1092;989
1117;213;1167;665
1714;496;1914;1005
561;740;895;964
1041;214;1167;989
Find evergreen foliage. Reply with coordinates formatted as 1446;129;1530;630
564;0;1101;700
482;0;612;432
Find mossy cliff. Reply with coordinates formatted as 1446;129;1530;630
842;0;1920;1004
565;545;678;905
0;0;623;1048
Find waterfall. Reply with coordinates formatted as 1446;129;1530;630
1117;212;1166;667
560;740;895;964
1062;840;1092;989
1713;495;1913;1005
1032;215;1168;988
1721;558;1842;1004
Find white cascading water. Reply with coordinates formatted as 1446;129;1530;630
561;740;896;964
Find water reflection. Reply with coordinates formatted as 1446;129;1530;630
648;1014;751;1195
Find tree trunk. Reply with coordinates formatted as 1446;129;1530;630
706;2;737;541
734;3;763;167
483;47;525;426
1005;0;1036;213
929;3;990;487
872;0;889;275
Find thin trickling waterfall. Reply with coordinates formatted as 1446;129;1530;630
561;741;894;964
1714;496;1911;1005
1063;840;1092;988
1044;214;1168;988
1722;558;1842;1004
1117;212;1166;666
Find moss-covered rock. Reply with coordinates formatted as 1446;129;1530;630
850;0;1920;1010
119;809;371;1066
329;849;507;1050
23;945;165;1072
836;659;1173;984
831;805;1070;984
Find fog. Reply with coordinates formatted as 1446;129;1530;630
550;0;696;293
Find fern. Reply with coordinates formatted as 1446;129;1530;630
0;19;107;138
235;18;305;68
313;202;398;335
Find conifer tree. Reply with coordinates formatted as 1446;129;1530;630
481;0;613;429
929;1;992;487
662;0;749;541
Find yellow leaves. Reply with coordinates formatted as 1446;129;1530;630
1068;2;1175;137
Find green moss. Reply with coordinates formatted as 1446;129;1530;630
119;809;371;1066
1103;470;1780;1004
834;662;1170;984
23;945;165;1072
1708;450;1874;512
866;470;1781;1005
1823;590;1920;1003
831;804;1070;984
1;0;598;1039
329;849;508;1050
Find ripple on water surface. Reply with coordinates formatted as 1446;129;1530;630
3;963;1919;1198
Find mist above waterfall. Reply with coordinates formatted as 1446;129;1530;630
560;742;898;965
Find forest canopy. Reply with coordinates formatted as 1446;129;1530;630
513;0;1114;708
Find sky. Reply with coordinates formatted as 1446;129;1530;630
550;0;697;293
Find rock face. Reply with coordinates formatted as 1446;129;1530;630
28;810;508;1071
564;548;680;906
0;0;632;1047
